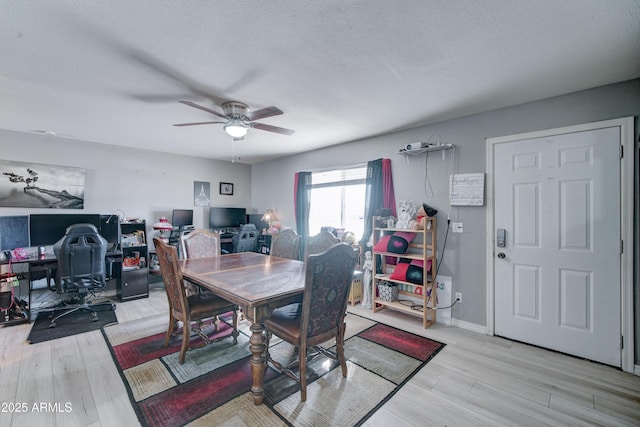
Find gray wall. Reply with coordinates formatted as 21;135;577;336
0;129;252;248
252;79;639;354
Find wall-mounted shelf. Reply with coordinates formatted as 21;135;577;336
398;143;454;159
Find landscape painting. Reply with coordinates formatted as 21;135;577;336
0;160;85;209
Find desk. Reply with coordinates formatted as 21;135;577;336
180;252;304;405
0;251;122;325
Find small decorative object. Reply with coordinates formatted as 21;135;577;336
410;203;437;229
362;251;373;309
219;182;234;195
374;208;394;228
377;281;399;302
395;200;416;229
342;231;356;245
268;222;282;234
153;217;173;243
149;254;160;272
11;247;28;261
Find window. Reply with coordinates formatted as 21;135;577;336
308;166;367;238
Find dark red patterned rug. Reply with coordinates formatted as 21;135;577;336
104;314;444;427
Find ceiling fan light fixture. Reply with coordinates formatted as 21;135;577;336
224;119;248;138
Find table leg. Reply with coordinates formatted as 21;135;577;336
249;321;266;405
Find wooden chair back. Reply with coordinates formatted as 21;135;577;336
301;243;358;342
304;230;340;262
270;228;300;260
154;237;188;317
181;229;221;259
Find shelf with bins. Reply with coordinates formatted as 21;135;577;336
119;220;149;301
371;217;437;328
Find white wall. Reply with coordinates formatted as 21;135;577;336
0;130;252;249
252;79;640;335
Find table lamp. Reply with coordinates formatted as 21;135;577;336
153;217;173;243
261;209;279;233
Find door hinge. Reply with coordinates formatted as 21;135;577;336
621;240;623;254
620;335;624;349
619;145;623;159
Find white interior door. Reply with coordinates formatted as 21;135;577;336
493;126;621;367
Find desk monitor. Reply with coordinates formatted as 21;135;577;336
246;214;269;232
0;215;30;251
209;207;246;229
172;209;193;229
29;213;101;246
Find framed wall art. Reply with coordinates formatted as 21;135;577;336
0;160;85;209
194;181;211;206
219;182;234;196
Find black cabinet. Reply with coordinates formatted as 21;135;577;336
257;234;272;254
118;221;149;301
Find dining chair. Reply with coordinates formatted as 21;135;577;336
269;228;300;260
274;230;342;319
179;229;222;296
153;237;239;364
304;230;340;262
264;243;358;401
180;229;222;259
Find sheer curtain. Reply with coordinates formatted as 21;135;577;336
294;171;311;259
360;158;396;247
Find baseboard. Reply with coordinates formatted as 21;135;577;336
635;364;640;376
451;318;488;335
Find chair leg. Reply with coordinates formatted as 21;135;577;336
337;322;348;377
299;345;307;402
179;321;191;365
164;314;177;348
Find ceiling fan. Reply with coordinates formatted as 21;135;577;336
174;100;295;140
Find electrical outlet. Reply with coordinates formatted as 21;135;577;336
455;292;462;302
452;222;463;233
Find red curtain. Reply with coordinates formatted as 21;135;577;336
382;158;397;217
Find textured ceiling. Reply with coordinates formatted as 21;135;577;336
2;1;639;164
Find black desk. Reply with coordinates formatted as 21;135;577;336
0;250;122;326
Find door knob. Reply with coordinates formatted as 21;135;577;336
497;252;506;259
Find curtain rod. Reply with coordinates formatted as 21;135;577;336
301;162;368;174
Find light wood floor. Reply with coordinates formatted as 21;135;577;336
1;285;639;427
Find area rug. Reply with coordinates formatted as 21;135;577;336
27;305;117;344
104;314;444;427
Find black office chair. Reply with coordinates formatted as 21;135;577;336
48;223;115;328
232;224;258;253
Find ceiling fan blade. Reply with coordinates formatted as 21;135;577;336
245;106;283;121
130;52;229;105
179;101;227;119
251;122;295;136
173;121;225;127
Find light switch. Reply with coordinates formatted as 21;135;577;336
452;222;463;233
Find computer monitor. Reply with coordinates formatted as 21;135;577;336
246;214;269;232
29;213;101;246
0;215;30;251
172;209;194;229
209;207;246;229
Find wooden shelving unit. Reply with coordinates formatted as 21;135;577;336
371;216;437;328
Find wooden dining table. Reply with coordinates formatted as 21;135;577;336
180;251;305;405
